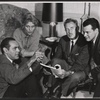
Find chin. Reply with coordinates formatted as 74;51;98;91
15;56;19;59
86;39;91;41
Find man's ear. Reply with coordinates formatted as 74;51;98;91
95;28;99;33
3;47;8;54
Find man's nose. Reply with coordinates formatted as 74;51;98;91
16;48;20;52
83;32;87;37
67;29;71;33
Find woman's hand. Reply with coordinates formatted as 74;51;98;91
35;51;44;62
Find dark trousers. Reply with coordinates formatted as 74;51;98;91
48;58;86;96
3;73;42;98
91;67;100;97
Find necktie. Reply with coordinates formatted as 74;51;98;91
71;40;74;52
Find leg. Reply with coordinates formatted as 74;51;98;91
44;58;70;98
3;80;26;98
23;73;43;98
93;73;100;97
61;71;86;96
3;74;42;98
91;67;100;97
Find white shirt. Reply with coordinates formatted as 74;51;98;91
5;54;13;63
70;37;78;51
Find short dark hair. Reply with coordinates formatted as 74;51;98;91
64;18;79;31
83;18;100;30
0;37;15;54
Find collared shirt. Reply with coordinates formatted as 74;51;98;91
5;54;13;63
5;54;19;69
70;37;78;51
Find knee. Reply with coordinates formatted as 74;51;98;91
70;74;80;83
51;58;60;64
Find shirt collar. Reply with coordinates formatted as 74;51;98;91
70;36;79;45
5;54;13;63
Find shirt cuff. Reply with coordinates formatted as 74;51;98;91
29;67;33;72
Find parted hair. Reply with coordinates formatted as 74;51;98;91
83;18;100;30
64;18;79;32
0;37;15;54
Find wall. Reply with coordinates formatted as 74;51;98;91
0;2;36;14
0;2;100;37
89;3;100;21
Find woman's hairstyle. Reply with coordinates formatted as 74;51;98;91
22;13;41;27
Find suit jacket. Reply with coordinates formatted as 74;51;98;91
54;33;90;75
92;33;100;70
0;55;32;97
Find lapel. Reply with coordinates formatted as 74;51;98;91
71;44;78;54
2;55;19;69
2;55;12;65
65;41;70;56
93;33;100;56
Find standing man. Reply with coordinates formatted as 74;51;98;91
83;18;100;97
0;37;44;98
44;18;90;98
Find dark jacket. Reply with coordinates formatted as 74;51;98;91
54;33;90;75
0;55;32;97
92;33;100;68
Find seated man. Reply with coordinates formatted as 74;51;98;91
83;18;100;97
44;18;90;98
0;37;44;98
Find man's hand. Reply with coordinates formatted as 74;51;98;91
27;51;44;67
35;51;44;62
55;70;73;79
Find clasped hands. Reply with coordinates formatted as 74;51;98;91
28;50;44;67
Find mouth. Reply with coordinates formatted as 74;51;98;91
16;54;19;57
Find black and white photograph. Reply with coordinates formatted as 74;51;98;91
0;1;99;99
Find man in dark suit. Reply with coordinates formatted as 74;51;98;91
0;37;44;98
44;18;90;98
83;18;100;97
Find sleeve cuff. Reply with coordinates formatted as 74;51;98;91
29;67;33;72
